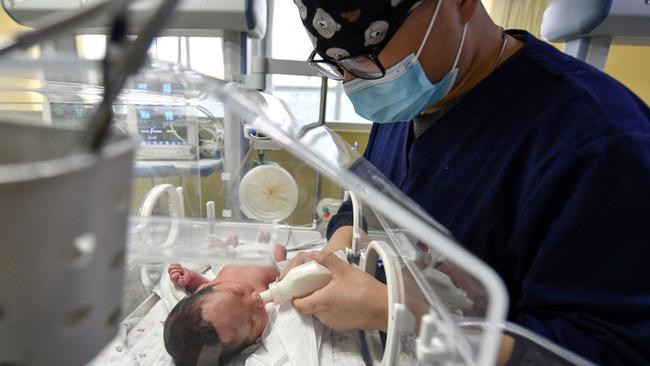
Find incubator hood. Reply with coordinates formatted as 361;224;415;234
0;56;593;366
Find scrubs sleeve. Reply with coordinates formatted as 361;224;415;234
511;133;650;365
325;198;368;240
325;198;354;240
325;123;379;240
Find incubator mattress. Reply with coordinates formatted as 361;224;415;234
89;244;364;366
88;298;365;366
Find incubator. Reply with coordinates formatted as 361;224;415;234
0;8;593;366
113;69;591;366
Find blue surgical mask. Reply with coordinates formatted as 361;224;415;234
343;1;468;123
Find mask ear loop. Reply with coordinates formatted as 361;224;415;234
451;23;469;71
438;23;468;97
416;0;443;58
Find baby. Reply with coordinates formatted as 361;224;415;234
163;238;287;366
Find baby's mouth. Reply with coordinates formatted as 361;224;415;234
253;292;264;309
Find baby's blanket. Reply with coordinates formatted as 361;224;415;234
246;303;321;366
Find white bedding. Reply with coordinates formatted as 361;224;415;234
88;297;173;366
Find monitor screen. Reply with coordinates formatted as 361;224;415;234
50;102;94;128
136;105;189;146
130;77;184;96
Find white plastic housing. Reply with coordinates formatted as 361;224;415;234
542;0;650;43
2;0;268;38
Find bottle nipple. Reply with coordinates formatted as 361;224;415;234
259;285;275;302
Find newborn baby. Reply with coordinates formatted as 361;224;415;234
163;238;287;366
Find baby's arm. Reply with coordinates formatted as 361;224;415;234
168;264;209;293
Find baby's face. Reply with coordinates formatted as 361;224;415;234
200;281;268;349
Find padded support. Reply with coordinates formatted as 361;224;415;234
541;0;612;42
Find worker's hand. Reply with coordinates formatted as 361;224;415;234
280;251;319;279
434;261;487;315
292;252;388;332
280;226;358;278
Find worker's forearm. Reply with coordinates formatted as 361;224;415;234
370;282;389;332
324;224;371;254
497;334;515;366
323;225;354;253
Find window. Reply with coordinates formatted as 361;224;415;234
77;35;224;79
75;3;368;124
76;35;107;60
269;1;369;124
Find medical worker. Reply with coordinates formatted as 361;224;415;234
284;0;650;365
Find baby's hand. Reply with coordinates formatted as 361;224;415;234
274;244;287;262
167;264;208;293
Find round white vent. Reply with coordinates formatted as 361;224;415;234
239;164;299;222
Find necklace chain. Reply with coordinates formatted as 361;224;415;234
493;30;509;71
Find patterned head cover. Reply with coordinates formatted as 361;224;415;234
294;0;423;61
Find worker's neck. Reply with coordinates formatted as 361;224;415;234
422;13;520;115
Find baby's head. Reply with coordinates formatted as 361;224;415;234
164;281;268;365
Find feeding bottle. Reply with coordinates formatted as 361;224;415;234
260;260;332;302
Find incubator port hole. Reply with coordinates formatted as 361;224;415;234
109;249;126;271
64;233;97;268
61;303;93;327
105;307;121;327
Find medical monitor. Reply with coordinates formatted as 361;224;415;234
134;104;198;160
127;77;199;161
48;102;95;129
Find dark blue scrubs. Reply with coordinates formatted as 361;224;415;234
328;31;650;365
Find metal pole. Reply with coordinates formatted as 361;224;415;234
318;76;328;124
565;36;612;71
313;77;328;223
222;30;246;219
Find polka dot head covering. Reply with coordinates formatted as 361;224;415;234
294;0;423;61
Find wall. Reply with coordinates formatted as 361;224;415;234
0;8;27;41
490;0;551;37
0;10;42;113
488;0;650;104
605;44;650;104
